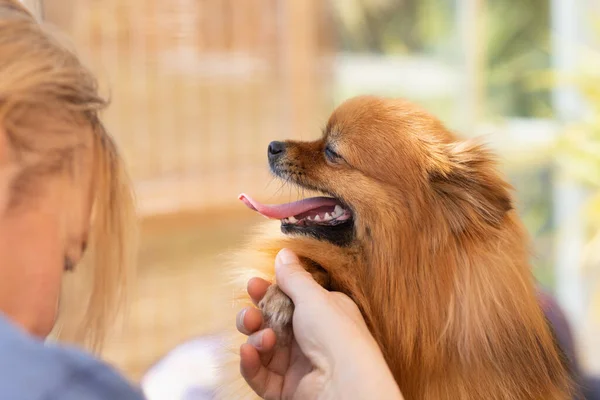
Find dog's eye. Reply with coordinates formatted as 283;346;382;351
325;146;341;162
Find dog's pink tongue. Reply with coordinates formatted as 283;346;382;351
238;193;338;220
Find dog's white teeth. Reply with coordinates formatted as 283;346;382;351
333;205;343;217
307;216;314;221
289;216;298;223
338;214;350;221
324;212;332;221
283;218;289;223
314;215;321;221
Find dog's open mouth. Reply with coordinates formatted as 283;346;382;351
239;193;355;246
238;194;353;226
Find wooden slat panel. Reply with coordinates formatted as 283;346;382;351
42;0;333;214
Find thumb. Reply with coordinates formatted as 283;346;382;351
275;249;326;304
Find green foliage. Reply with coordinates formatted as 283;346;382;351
332;0;454;55
557;49;600;315
558;50;600;230
505;162;555;288
333;0;553;118
485;0;553;118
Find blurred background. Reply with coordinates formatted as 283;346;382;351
21;0;600;394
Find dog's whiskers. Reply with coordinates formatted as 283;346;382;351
272;173;289;198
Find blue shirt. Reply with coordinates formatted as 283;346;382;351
0;315;145;399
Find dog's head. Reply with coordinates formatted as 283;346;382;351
239;96;573;400
240;95;513;249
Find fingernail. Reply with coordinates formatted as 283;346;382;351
248;330;265;349
276;248;298;266
237;308;247;332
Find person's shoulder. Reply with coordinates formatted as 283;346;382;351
0;315;145;400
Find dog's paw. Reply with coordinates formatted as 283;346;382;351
258;284;294;346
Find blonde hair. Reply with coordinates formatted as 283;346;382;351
0;0;137;351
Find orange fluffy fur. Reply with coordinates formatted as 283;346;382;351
220;96;574;399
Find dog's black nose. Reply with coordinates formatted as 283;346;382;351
268;141;286;158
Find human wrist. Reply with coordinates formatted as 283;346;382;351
330;356;402;400
329;340;402;400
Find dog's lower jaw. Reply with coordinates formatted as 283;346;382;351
281;220;355;247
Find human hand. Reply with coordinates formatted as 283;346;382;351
236;249;404;400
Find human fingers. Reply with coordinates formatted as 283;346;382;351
240;343;283;398
245;329;294;378
274;249;327;305
236;307;264;336
247;277;271;305
246;328;277;352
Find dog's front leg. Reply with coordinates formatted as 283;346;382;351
259;257;329;346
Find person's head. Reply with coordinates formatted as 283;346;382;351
0;0;136;350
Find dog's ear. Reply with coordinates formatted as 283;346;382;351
430;140;513;233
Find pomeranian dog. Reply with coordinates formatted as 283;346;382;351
228;96;574;399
